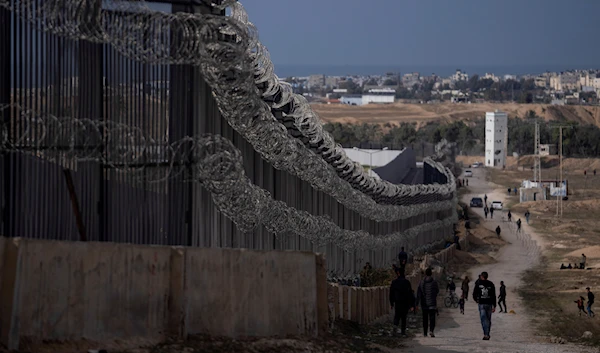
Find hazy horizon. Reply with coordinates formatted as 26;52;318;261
242;0;600;68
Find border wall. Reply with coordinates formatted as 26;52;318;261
0;237;328;351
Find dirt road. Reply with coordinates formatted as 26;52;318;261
402;167;596;353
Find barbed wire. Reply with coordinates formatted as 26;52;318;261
0;107;456;250
229;2;456;206
0;0;458;222
0;104;457;222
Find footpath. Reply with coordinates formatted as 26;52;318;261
401;167;597;353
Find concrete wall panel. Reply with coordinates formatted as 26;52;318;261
184;248;319;337
9;238;172;348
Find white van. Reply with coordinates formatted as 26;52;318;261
492;201;503;210
464;170;473;177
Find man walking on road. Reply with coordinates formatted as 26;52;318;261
498;281;507;313
417;268;440;338
507;211;512;222
586;287;595;318
473;271;497;340
398;247;408;269
484;206;489;219
516;219;522;233
490;207;494;219
389;268;414;336
525;210;530;224
495;225;501;238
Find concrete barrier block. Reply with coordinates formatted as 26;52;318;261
184;248;319;338
342;286;349;320
350;287;358;322
315;254;328;336
0;238;19;349
169;247;185;338
9;238;172;350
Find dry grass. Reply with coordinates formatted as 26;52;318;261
485;163;600;346
312;102;600;128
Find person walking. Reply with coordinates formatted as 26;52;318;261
586;287;595;318
416;268;440;338
398;247;408;269
484;206;489;219
498;281;507;313
575;296;587;316
484;194;488;204
495;225;501;238
389;268;414;336
581;254;587;270
461;276;470;302
507;211;512;222
490;207;494;219
516;218;522;233
525;210;530;224
473;271;497;340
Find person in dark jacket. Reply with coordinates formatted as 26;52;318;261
507;211;512;222
461;276;470;302
389;268;414;336
398;247;408;269
416;268;440;338
473;271;497;340
586;287;595;318
498;281;507;313
495;226;501;238
490;207;494;219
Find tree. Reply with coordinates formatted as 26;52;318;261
518;92;533;104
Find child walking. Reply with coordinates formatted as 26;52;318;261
575;296;587;316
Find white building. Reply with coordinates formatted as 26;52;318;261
485;110;508;168
340;91;395;106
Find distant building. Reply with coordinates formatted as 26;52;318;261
485;110;508;168
307;74;325;89
340;90;395;106
452;69;469;82
340;94;363;105
483;73;500;82
539;144;556;156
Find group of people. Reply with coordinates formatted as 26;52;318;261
574;287;595;318
389;267;507;340
559;253;587;270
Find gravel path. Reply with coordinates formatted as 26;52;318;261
401;168;598;353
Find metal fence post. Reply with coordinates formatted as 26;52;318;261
1;5;11;237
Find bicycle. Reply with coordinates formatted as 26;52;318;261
444;291;460;308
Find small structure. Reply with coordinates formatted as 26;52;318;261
519;187;546;202
539;144;556;156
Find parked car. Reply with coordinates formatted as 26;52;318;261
470;197;483;207
464;170;473;177
491;201;503;210
471;162;483;168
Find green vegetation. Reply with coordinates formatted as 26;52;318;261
324;110;600;157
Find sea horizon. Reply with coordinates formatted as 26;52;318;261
273;64;599;78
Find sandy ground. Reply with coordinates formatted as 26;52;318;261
401;167;597;353
312;102;600;128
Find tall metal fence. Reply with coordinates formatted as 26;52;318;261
0;1;453;274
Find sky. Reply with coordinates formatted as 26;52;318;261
241;0;600;68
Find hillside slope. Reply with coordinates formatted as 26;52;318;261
312;102;600;128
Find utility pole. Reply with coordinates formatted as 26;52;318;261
533;122;541;184
550;125;572;218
